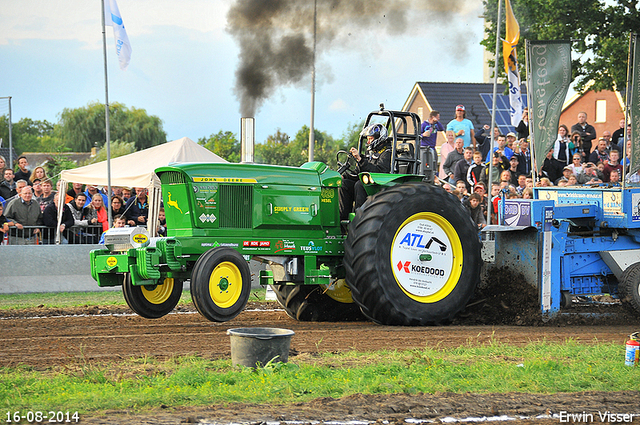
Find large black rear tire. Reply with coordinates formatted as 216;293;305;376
190;247;251;322
123;275;183;319
344;182;481;325
619;262;640;315
271;283;364;322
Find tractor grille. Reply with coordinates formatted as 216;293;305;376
219;185;252;228
160;172;186;185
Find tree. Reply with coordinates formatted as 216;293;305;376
255;129;294;165
481;0;639;92
57;101;166;152
85;140;137;165
0;116;60;157
198;131;241;163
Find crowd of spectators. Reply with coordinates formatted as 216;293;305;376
430;108;635;229
0;155;161;245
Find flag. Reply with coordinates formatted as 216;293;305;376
502;0;523;127
104;0;132;70
526;40;572;173
629;34;640;177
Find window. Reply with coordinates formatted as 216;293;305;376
595;99;607;123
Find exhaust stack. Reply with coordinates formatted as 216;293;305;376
240;117;255;163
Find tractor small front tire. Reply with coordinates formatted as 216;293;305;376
190;247;251;322
271;284;364;322
345;182;481;325
122;275;183;319
620;262;640;315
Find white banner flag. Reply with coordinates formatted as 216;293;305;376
104;0;132;70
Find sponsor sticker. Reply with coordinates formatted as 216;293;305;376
106;256;118;267
391;218;453;297
132;234;148;244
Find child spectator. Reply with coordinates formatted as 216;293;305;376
522;188;534;199
157;206;167;237
464;193;486;229
98;214;127;244
467;151;485;189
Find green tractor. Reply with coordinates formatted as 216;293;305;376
90;106;481;325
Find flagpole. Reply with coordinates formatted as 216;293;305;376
487;0;502;225
525;39;536;189
101;0;113;227
308;0;317;162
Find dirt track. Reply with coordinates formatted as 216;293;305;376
2;302;640;424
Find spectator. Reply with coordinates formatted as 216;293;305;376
0;155;6;174
66;183;84;202
589;138;610;164
553;124;571;165
29;166;47;186
555;166;574;185
4;185;43;244
482;151;509;186
602;150;623;183
507;156;519;185
522;187;533;199
489;183;501;224
110;195;126;219
0;168;17;201
567;174;578;186
515;107;529;141
569;131;587;163
474;125;499;160
446;105;475;149
464;193;486;229
467;150;485;190
112;186;124;198
14;156;31;183
608;169;621;187
513;138;532;176
453;147;474;191
98;214;128;244
89;193;109;233
67;192;98;244
538;177;553;187
43;192;74;244
420;110;445;150
125;187;150;226
611;118;626;147
455;180;469;203
121;187;133;202
601;130;619;152
577;162;602;184
505;132;518;153
439;130;456;180
540;149;564;184
84;185;108;208
567;153;584;175
36;179;55;212
515;174;527;195
6;180;30;211
31;178;44;199
571;112;597;155
485;134;514;162
157;207;167;237
442;138;465;184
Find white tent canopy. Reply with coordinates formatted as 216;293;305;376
58;137;227;241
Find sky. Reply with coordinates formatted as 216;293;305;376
0;0;487;146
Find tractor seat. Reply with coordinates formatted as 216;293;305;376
396;142;415;174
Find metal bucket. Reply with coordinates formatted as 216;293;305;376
227;327;295;368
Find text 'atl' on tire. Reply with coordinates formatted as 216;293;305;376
344;182;481;326
190;247;251;322
619;262;640;316
271;280;364;322
122;274;184;319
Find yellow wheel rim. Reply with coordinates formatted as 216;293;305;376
390;212;463;303
209;261;243;309
141;278;175;305
320;279;354;304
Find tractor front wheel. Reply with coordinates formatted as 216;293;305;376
122;275;183;319
190;247;251;322
344;182;481;325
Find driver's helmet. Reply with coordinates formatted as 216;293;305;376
360;123;389;152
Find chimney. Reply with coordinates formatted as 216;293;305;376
240;117;255;163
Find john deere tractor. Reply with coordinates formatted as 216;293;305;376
90;106;481;326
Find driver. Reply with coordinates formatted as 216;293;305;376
339;123;392;220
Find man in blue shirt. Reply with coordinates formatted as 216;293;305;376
421;110;445;149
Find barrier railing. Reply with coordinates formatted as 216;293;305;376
3;225;104;245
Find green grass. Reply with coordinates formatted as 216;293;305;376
0;288;267;310
0;340;636;414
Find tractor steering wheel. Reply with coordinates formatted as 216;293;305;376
336;150;359;178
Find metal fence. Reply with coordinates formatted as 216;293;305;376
2;225;104;245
